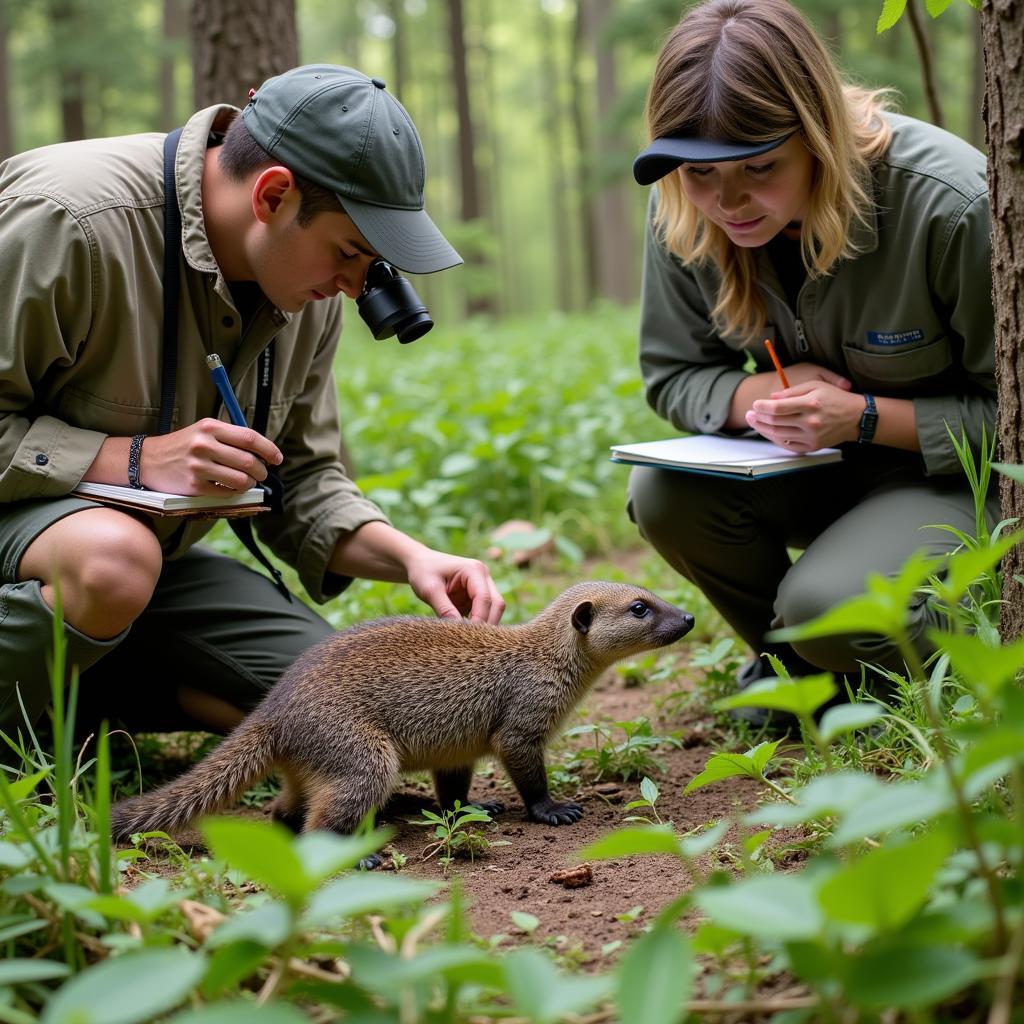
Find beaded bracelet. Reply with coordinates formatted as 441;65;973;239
128;433;146;490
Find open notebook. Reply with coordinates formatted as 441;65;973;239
610;435;842;478
72;481;267;517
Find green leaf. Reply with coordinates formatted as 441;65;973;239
87;878;180;924
684;743;778;794
439;452;478;476
818;703;886;743
747;771;883;827
6;768;51;802
877;0;909;31
639;777;659;805
511;911;540;933
695;874;824;940
616;925;692;1024
931;628;1024;699
993;462;1024;483
207;901;293;949
167;1003;311;1024
925;0;953;13
40;947;206;1024
0;843;32;869
200;942;271;997
301;875;438;927
345;944;503;992
829;777;954;846
503;948;611;1024
818;827;953;931
957;725;1024;786
578;824;683;860
0;959;72;985
679;820;730;859
714;675;836;716
201;818;310;905
293;829;393;885
846;944;980;1009
935;530;1024;604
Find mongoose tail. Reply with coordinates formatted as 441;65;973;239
110;718;277;840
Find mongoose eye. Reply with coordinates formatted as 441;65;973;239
629;600;650;618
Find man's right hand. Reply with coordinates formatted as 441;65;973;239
82;420;283;495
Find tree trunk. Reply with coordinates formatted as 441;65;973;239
51;0;86;140
0;2;12;159
191;0;298;109
159;0;185;131
971;11;986;150
571;1;598;308
982;0;1024;639
587;0;636;305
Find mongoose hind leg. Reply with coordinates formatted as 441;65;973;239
266;771;307;832
432;764;504;817
495;734;582;826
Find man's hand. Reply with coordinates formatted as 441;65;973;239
139;419;283;494
746;381;864;451
404;549;505;624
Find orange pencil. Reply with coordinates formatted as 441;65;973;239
764;338;790;390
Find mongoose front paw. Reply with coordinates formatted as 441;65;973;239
358;853;383;871
528;799;583;826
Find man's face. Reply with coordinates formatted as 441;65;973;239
676;134;815;247
248;188;380;313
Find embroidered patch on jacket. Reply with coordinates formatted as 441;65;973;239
867;329;925;347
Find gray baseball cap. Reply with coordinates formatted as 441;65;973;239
633;132;795;186
241;64;461;274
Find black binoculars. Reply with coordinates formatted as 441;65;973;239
356;258;433;344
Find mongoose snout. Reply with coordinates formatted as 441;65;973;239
111;581;694;844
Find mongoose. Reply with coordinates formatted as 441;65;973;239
111;582;694;841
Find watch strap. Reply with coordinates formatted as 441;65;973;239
858;393;878;445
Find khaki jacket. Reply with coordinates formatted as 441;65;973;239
0;105;388;602
639;114;995;476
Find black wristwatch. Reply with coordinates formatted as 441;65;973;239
858;393;878;444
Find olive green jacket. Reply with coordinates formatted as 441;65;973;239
0;104;388;602
639;113;994;476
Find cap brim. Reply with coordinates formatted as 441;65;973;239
339;196;462;274
632;133;794;186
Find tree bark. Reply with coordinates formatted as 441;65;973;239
191;0;298;110
51;0;86;140
159;0;185;131
0;2;12;159
971;10;986;150
572;1;598;308
982;0;1024;638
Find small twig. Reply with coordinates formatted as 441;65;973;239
988;903;1024;1024
368;914;397;954
256;959;285;1005
287;957;351;983
399;908;448;958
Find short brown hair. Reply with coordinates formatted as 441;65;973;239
218;114;347;227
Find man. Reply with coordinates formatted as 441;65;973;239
0;65;504;736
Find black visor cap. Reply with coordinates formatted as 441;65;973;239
632;132;795;186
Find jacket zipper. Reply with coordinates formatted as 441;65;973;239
794;318;809;354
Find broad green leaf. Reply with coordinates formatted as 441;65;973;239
293;829;393;885
0;959;72;984
957;726;1024;785
695;874;823;940
503;948;611;1024
993;462;1024;483
511;911;540;933
819;703;886;743
207;901;293;949
168;1003;310;1024
830;777;953;846
845;944;979;1009
578;824;683;860
877;0;909;31
934;530;1023;604
679;820;730;859
714;675;836;717
639;777;659;805
200;942;271;997
41;947;206;1024
616;926;692;1024
0;842;31;869
931;628;1024;699
87;878;179;924
747;771;883;827
201;818;310;905
6;768;51;802
345;944;502;991
439;452;478;476
750;739;781;774
818;827;953;931
925;0;953;13
302;875;437;927
684;742;778;794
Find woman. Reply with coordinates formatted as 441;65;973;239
627;0;996;709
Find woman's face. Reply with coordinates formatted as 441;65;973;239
676;134;815;246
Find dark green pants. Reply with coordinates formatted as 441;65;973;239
627;448;998;674
0;498;333;736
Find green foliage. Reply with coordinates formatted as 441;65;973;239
407;801;508;869
562;716;683;781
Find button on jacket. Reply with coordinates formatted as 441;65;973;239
639;113;995;476
0;104;389;602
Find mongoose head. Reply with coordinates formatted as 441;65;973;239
548;581;694;670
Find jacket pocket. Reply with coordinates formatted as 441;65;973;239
57;387;161;435
841;336;953;391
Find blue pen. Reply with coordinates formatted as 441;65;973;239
206;353;247;427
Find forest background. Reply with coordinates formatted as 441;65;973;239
0;0;986;327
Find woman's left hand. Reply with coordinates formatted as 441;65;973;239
746;381;865;452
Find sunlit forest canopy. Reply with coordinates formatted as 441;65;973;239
0;0;983;319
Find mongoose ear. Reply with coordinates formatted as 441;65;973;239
571;600;594;635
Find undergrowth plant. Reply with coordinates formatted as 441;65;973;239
408;802;509;869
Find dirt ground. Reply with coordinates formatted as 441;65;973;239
137;660;774;968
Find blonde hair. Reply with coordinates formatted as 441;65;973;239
645;0;893;344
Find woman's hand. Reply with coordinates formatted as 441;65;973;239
746;381;864;451
404;549;506;624
727;363;851;429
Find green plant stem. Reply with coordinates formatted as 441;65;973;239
760;775;799;805
798;713;834;770
988;899;1024;1024
897;630;1008;949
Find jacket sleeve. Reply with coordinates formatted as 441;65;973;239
639;195;749;435
254;301;390;604
0;195;106;502
913;191;997;476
